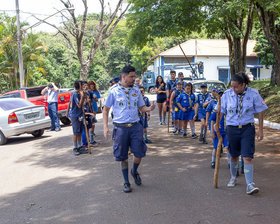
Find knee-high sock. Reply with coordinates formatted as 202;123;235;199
89;130;94;142
159;115;162;122
230;161;238;179
203;127;207;138
244;164;254;185
132;162;140;174
143;130;147;140
121;161;129;184
190;125;195;135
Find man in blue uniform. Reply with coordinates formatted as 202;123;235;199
177;72;186;88
219;72;268;195
103;65;155;193
194;84;210;144
166;70;177;106
170;80;183;134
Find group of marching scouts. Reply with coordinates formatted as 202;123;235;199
152;70;231;170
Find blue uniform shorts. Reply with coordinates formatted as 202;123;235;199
70;116;83;135
226;125;255;158
179;110;194;121
140;117;148;128
173;109;180;120
213;132;228;150
92;102;98;112
112;122;147;161
197;110;206;120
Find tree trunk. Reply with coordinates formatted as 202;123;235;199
14;67;18;89
80;63;89;81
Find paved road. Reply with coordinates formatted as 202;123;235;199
0;106;280;224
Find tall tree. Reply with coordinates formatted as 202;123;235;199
254;0;280;86
40;0;130;80
127;0;254;77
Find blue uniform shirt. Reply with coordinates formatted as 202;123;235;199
173;89;183;108
221;87;268;126
206;99;218;129
196;92;211;112
70;91;83;117
176;92;196;110
167;79;177;91
210;111;226;135
139;96;151;119
104;84;145;123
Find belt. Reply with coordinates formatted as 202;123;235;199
228;123;254;129
113;122;139;127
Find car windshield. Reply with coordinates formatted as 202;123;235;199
193;82;226;93
0;99;33;111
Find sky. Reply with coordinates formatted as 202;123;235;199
1;0;125;32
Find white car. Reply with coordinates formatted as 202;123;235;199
191;80;226;94
0;98;51;145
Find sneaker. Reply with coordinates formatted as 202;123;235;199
73;148;80;156
162;121;167;125
55;128;61;132
199;134;203;142
79;146;88;154
90;140;99;145
211;162;215;169
202;138;208;144
145;139;152;144
173;128;177;134
183;132;187;138
131;170;142;185
159;122;163;125
123;183;132;193
246;183;259;195
192;133;198;139
227;177;237;187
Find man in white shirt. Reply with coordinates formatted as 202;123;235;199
41;83;61;131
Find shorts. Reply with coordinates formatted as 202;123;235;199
92;102;98;112
157;98;166;103
226;124;255;158
213;132;228;150
112;122;147;161
140;117;148;128
179;110;194;121
71;116;83;135
173;108;180;120
197;111;206;120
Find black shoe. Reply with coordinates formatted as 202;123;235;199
241;166;244;174
192;133;198;139
123;183;132;193
199;134;203;142
79;146;88;154
73;148;80;156
131;170;142;185
202;138;208;144
211;162;215;169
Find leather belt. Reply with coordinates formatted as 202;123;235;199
228;123;254;129
113;122;138;127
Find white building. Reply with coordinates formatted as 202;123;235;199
152;39;271;84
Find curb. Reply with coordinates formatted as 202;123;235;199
254;118;280;130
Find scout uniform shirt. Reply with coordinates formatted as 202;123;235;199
176;91;196;111
104;84;145;123
196;92;211;113
220;87;268;126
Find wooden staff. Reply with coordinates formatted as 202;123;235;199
214;94;222;188
80;82;92;154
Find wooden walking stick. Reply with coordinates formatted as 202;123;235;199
213;94;222;188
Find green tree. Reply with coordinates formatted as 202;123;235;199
254;0;280;86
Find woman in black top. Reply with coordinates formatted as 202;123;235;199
155;76;167;125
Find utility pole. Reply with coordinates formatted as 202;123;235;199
15;0;25;88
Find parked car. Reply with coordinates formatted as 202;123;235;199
0;86;72;125
0;98;51;145
191;80;226;94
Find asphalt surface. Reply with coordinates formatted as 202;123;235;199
1;99;280;224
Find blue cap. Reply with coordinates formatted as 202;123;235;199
211;85;224;93
200;83;207;88
176;80;184;85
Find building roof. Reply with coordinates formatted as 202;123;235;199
158;39;257;57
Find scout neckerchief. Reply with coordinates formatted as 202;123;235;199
236;88;247;118
121;86;131;109
202;93;207;103
185;91;192;108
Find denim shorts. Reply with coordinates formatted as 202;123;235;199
112;122;146;161
71;116;83;135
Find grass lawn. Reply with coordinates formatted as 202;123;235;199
249;80;280;123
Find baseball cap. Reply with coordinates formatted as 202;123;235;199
178;72;183;75
48;83;53;88
176;80;184;85
200;83;207;88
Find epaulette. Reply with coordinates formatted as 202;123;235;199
224;88;232;94
247;87;259;94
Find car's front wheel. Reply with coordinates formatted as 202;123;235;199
32;129;44;138
0;130;7;145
